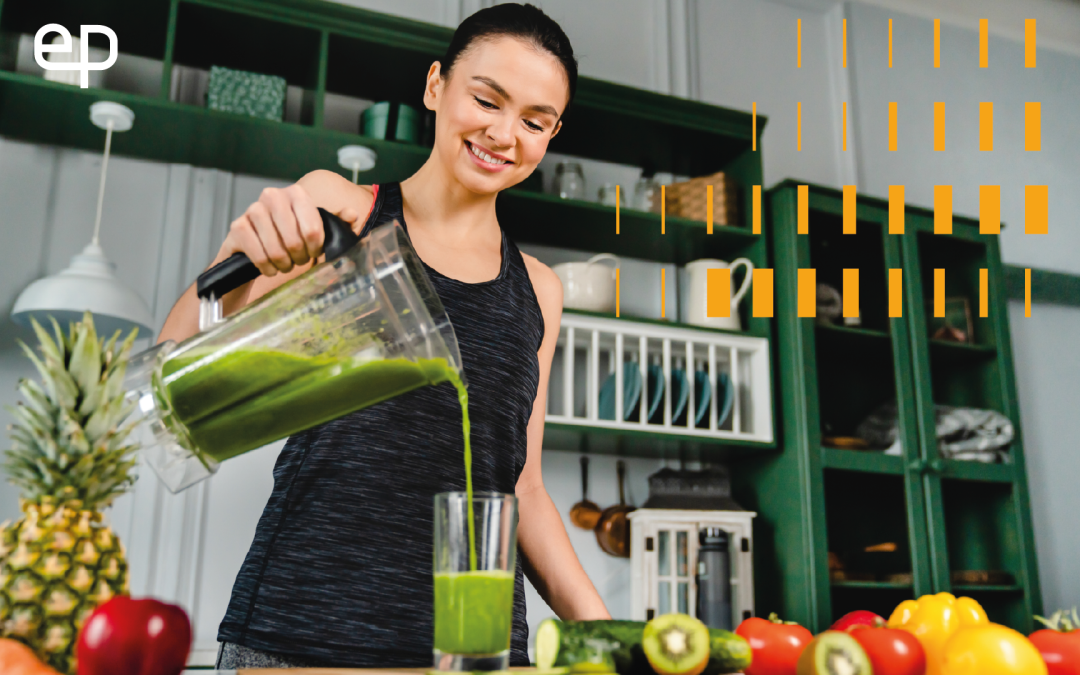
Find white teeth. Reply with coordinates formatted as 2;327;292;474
469;143;507;165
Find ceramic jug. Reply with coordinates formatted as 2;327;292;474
684;258;754;331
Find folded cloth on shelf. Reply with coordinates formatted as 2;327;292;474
855;402;1013;463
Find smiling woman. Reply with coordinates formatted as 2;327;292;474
154;2;611;671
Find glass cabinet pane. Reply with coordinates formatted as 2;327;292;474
677;582;689;614
658;531;670;576
677;531;688;577
658;581;671;615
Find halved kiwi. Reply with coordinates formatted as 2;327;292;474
642;614;711;675
796;631;873;675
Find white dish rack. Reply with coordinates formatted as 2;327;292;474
547;313;773;444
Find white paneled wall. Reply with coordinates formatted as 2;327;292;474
1;0;1079;665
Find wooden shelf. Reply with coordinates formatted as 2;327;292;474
928;339;997;362
561;309;767;339
831;580;913;590
952;584;1024;593
941;460;1015;483
822;448;904;475
817;324;891;341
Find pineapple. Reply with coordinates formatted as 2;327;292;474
1;312;140;674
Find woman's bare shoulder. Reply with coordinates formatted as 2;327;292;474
297;169;375;218
520;252;563;320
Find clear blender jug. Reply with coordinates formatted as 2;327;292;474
124;210;464;493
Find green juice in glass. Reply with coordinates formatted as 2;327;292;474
433;570;515;655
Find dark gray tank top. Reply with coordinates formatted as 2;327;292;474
217;183;542;666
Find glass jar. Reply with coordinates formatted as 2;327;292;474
597;183;623;207
554;161;585;200
633;177;658;212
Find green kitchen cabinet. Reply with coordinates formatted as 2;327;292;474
761;180;1042;633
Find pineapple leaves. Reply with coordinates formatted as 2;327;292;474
68;314;101;397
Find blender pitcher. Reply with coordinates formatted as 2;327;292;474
124;209;465;493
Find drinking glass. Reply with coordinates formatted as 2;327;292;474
633;177;658;212
597;183;623;207
554;161;585;200
433;492;518;671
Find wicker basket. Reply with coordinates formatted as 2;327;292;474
657;171;739;226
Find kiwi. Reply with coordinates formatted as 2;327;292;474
642;614;712;675
796;631;873;675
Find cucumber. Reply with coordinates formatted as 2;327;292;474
535;618;751;675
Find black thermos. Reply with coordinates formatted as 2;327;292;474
696;527;732;630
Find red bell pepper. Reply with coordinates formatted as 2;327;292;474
831;610;887;633
76;597;191;675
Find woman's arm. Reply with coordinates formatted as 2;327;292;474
516;255;610;620
156;171;371;344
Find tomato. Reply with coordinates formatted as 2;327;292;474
850;626;927;675
1030;609;1080;675
941;624;1047;675
1030;629;1080;675
831;610;887;633
736;613;814;675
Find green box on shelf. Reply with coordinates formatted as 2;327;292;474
206;66;286;121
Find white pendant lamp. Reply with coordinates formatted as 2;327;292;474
11;102;154;338
337;144;376;184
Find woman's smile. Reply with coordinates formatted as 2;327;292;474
465;140;513;172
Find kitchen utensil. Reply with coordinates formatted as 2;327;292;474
434;492;518;671
570;456;602;530
598;183;622;206
361;101;421;143
595;460;635;557
642;465;745;511
696;527;733;630
684;258;754;331
554;161;585;200
599;361;642;421
552;254;619;313
124;211;464;493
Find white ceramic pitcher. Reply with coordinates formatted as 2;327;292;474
684;258;754;331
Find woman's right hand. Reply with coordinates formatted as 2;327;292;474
221;183;328;277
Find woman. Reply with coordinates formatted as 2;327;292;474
158;3;610;669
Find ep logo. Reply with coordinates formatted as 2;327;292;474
34;24;118;88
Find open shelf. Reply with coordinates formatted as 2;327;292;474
824;471;914;582
808;207;891;334
952;584;1024;593
816;325;897;441
916;232;996;351
942;480;1023;596
928;339;997;361
831;580;912;590
941;459;1014;483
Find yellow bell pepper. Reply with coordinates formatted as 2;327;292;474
887;593;989;675
941;623;1048;675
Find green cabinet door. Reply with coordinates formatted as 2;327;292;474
900;214;1043;632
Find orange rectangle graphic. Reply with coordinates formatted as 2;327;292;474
798;185;809;234
707;185;714;235
980;102;993;151
615;185;620;234
889;185;905;234
980;268;989;318
1026;19;1037;68
934;102;945;151
934;268;945;317
843;101;848;151
753;185;762;234
661;186;666;234
1026;185;1049;234
707;268;731;318
661;268;666;318
752;102;757;151
1025;268;1032;317
797;19;802;68
753;268;774;318
797;268;816;317
616;268;620;317
843;185;857;234
934;19;941;68
889;269;903;317
889;102;898;151
888;19;894;68
980;19;989;68
1026;102;1041;151
797;102;803;151
980;185;1001;234
843;268;859;318
934;185;953;234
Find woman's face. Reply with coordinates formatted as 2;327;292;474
424;36;567;195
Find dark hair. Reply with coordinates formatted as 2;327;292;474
440;3;578;116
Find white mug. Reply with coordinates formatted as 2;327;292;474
552;253;620;313
684;258;754;330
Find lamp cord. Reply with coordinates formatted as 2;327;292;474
91;119;114;246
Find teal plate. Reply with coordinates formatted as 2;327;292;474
717;371;734;428
599;362;642;421
694;370;712;426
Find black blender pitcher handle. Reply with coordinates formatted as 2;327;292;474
196;207;360;300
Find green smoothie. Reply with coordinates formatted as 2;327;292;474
161;347;456;463
433;570;515;655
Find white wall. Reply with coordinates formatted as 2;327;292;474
1;0;1079;664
